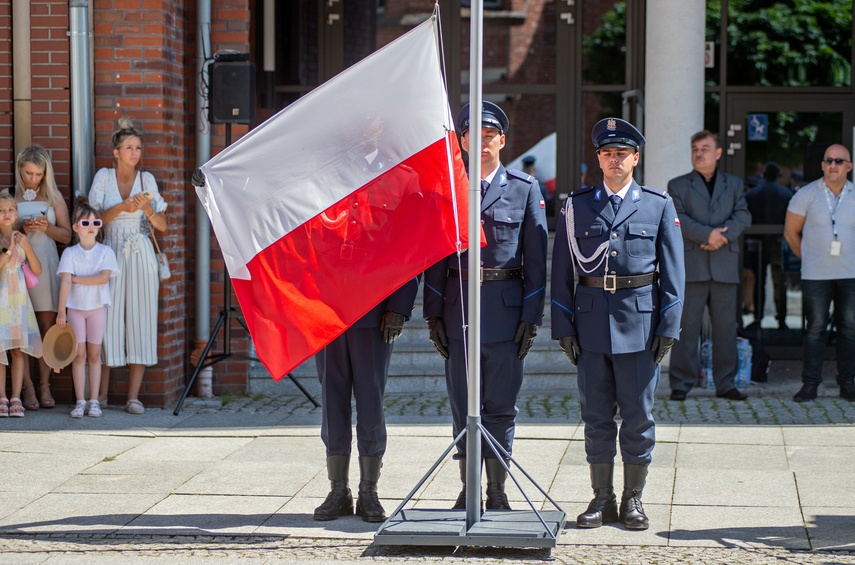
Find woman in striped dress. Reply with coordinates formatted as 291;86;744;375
88;118;167;415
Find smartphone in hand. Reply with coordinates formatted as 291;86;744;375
142;191;155;200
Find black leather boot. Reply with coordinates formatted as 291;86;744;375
452;459;467;510
840;381;855;401
619;464;649;530
485;459;511;510
576;463;619;528
313;455;353;521
355;456;385;522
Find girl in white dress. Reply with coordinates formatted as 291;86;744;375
88;118;167;415
5;146;72;410
57;198;120;418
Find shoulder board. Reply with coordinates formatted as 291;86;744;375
506;169;535;183
569;185;595;198
640;185;668;199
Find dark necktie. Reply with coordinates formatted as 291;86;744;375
610;194;622;215
481;179;490;198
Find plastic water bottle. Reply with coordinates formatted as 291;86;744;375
736;338;752;388
699;338;714;389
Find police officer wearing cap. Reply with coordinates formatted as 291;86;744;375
551;118;684;530
423;101;548;510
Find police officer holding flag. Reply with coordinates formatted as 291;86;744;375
424;101;548;511
551;118;684;530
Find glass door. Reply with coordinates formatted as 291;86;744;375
724;94;855;357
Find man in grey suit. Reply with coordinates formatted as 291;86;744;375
668;130;752;401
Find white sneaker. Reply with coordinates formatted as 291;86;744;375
70;401;86;419
87;400;102;418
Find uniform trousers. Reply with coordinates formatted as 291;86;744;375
670;281;738;394
445;339;524;460
577;349;658;466
316;326;392;458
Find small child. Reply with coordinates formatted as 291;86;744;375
57;197;119;418
0;193;43;418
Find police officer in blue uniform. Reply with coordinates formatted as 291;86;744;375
551;118;684;530
424;101;548;511
312;118;421;523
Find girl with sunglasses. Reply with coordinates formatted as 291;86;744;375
57;197;119;418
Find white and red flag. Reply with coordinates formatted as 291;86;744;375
196;17;472;380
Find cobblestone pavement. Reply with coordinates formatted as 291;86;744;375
191;389;855;426
2;534;855;564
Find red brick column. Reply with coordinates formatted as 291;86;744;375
199;0;253;395
92;0;191;407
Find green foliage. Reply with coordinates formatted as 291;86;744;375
582;2;626;88
725;0;852;86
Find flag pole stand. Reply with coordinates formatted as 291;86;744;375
174;123;320;415
373;422;566;549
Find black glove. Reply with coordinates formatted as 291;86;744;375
380;311;406;344
514;321;538;359
558;335;581;366
191;168;206;188
651;336;675;364
426;316;449;360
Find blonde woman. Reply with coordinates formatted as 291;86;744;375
88;118;167;414
4;146;72;409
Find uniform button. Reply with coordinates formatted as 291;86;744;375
610;251;617;257
642;229;647;235
611;233;618;239
507;217;512;221
351;220;357;226
481;219;485;225
352;202;359;208
584;231;589;236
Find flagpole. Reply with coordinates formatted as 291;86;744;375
465;0;484;529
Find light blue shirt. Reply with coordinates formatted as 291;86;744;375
788;178;855;280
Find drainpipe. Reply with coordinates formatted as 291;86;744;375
12;0;32;153
69;0;94;197
192;0;213;395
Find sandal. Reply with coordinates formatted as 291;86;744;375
9;398;25;418
39;385;56;409
125;399;145;415
70;400;86;419
22;381;40;411
0;398;8;418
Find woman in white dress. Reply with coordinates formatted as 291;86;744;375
5;146;72;409
88;118;167;415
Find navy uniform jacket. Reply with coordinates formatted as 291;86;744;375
551;181;684;354
424;165;548;342
668;170;751;284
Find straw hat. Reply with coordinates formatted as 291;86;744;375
42;324;78;371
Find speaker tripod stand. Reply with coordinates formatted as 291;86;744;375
174;270;320;414
174;120;319;415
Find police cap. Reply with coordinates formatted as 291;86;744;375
592;117;645;151
521;155;536;166
456;101;509;135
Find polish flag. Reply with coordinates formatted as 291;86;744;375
196;18;472;380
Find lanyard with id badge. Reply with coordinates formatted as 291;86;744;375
824;182;846;256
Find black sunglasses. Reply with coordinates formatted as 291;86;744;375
823;158;850;165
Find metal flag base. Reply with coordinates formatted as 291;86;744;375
374;422;566;549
